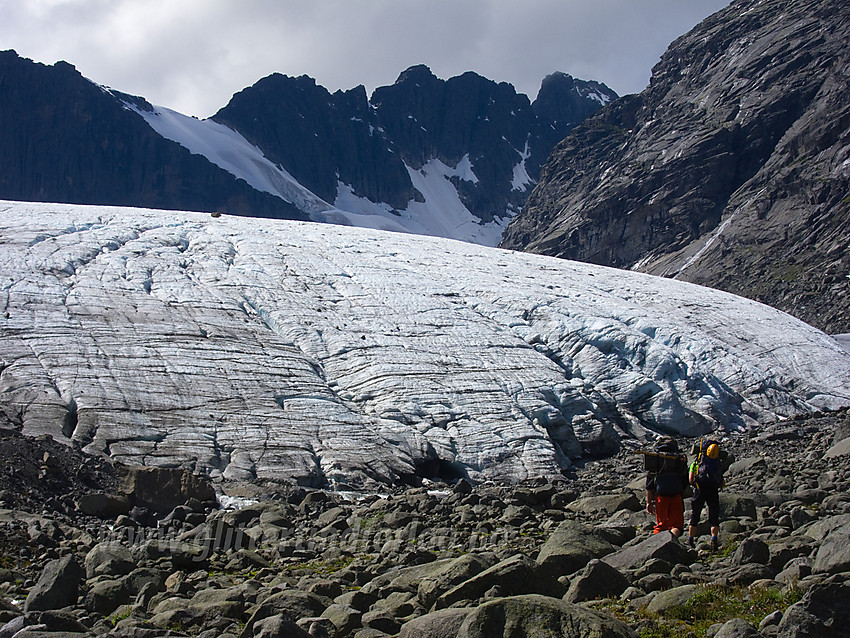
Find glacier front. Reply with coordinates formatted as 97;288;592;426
1;201;848;487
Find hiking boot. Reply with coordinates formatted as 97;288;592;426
688;536;695;549
710;536;719;552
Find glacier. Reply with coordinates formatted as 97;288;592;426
1;201;849;488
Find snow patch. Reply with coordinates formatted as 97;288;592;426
511;142;534;192
401;158;508;245
454;154;479;183
126;103;508;247
125;102;334;217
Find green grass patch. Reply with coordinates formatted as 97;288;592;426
655;583;802;635
108;607;134;627
285;554;357;576
596;582;802;638
358;512;386;530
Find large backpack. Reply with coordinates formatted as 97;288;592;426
653;438;686;496
695;440;723;488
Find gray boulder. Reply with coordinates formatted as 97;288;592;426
399;608;472;638
646;584;698;614
133;539;209;569
535;520;617;578
768;537;814;571
361;608;402;635
83;578;130;615
566;493;642;516
0;616;27;638
122;567;166;598
417;553;494;609
812;532;850;574
732;538;770;566
603;532;695;572
84;542;135;579
334;589;377;613
775;559;812;587
240;590;330;638
251;613;311;638
360;558;460;599
714;617;760;637
564;559;631;603
434;554;565;609
719;493;758;519
724;563;777;586
726;457;767;476
24;556;84;612
776;574;850;637
824;436;850;459
321;603;362;637
455;594;637;638
804;514;850;542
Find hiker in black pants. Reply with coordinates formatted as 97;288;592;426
688;441;724;550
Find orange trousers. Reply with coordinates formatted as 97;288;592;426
653;494;684;534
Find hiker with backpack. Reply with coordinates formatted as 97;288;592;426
688;439;725;551
644;437;689;537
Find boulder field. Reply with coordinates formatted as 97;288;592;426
1;409;849;636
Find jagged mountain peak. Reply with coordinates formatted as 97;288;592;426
0;48;616;247
392;63;440;86
0;50;299;219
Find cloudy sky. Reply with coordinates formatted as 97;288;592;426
2;0;730;118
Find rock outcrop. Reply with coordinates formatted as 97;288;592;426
1;201;848;489
501;0;850;334
214;64;616;228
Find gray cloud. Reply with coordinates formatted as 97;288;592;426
0;0;730;117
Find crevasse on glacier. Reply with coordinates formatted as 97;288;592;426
1;201;848;487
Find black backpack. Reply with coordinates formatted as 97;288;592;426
653;439;686;496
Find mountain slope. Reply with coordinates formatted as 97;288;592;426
0;50;615;245
0;51;302;221
211;64;616;244
2;201;848;488
501;0;850;333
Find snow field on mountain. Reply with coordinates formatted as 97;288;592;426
1;201;848;487
128;103;516;246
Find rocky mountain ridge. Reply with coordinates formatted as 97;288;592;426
0;50;615;244
501;0;850;334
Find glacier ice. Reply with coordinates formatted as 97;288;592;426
0;200;848;487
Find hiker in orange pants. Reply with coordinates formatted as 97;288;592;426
645;437;689;537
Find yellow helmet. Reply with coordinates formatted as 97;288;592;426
706;443;720;459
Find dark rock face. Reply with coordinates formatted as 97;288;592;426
212;74;415;209
213;64;616;225
118;466;217;513
0;50;304;220
24;556;84;612
501;0;850;333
